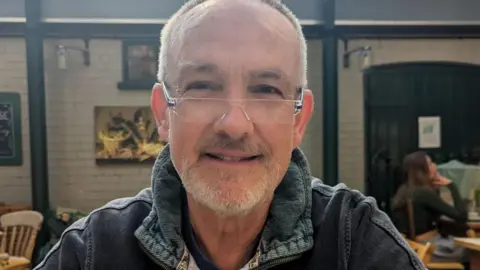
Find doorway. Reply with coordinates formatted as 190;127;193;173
363;62;480;215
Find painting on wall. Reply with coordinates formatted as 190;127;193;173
0;93;22;166
94;106;167;164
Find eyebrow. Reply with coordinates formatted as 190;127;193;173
178;61;219;76
176;61;292;87
249;69;285;81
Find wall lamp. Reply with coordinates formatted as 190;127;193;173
55;39;91;70
341;38;372;69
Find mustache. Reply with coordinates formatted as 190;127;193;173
198;135;268;156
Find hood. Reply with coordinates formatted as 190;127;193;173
135;145;315;268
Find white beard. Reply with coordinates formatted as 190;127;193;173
180;159;281;216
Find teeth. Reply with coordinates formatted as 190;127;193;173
216;155;244;161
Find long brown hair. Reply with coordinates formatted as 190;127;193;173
391;151;433;209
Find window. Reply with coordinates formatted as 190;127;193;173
117;40;159;90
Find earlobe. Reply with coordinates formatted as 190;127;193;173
293;89;314;147
158;119;169;142
151;83;170;141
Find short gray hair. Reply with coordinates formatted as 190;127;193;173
157;0;308;87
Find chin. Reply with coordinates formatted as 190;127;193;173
180;160;282;216
183;175;271;216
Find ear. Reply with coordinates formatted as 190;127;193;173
151;83;169;142
293;89;314;148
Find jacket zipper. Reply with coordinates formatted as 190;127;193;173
138;241;172;270
257;254;302;270
139;239;303;270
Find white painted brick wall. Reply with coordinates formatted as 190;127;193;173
301;40;323;178
2;37;479;211
0;38;31;205
43;39;153;211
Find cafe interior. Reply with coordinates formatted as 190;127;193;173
1;0;480;269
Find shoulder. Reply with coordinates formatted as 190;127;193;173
69;188;153;233
310;179;423;269
34;189;155;269
311;178;397;236
311;178;370;212
412;186;438;200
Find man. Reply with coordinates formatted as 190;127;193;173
35;0;424;269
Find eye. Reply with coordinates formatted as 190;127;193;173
184;81;221;92
250;85;283;97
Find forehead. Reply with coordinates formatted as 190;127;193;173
171;1;301;83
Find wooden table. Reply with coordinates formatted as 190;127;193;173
454;238;480;270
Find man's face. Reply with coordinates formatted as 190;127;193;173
152;1;313;215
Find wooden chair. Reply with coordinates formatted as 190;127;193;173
406;239;432;264
0;211;43;263
0;253;30;270
406;239;464;269
406;200;465;269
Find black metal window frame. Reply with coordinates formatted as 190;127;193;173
117;39;160;90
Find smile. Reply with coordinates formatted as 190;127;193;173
204;153;262;162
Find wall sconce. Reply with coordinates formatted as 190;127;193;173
55;39;91;70
360;48;372;69
341;38;372;69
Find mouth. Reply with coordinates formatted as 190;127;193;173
202;152;263;163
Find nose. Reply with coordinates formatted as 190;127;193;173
213;105;253;140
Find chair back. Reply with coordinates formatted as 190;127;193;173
0;211;43;260
406;199;417;239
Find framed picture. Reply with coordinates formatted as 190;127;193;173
0;92;22;166
117;39;159;90
94;106;167;164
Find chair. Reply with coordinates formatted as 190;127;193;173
0;211;43;262
0;253;30;270
406;200;465;269
406;239;465;269
406;239;432;264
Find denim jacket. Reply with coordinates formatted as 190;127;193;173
34;146;425;269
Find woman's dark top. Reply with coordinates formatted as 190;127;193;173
393;183;468;236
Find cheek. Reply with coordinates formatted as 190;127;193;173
169;121;203;170
262;124;295;161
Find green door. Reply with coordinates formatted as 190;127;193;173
364;62;480;215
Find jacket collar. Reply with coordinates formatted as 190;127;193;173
135;145;314;269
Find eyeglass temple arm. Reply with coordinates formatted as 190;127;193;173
295;87;304;113
161;82;176;107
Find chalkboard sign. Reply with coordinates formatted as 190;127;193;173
0;93;22;166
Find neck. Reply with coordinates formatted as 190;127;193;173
186;193;271;270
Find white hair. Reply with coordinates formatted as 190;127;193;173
157;0;308;87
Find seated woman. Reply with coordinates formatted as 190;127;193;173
392;151;468;262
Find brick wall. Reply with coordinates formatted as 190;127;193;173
300;40;323;178
0;39;31;204
43;39;153;211
1;37;480;211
